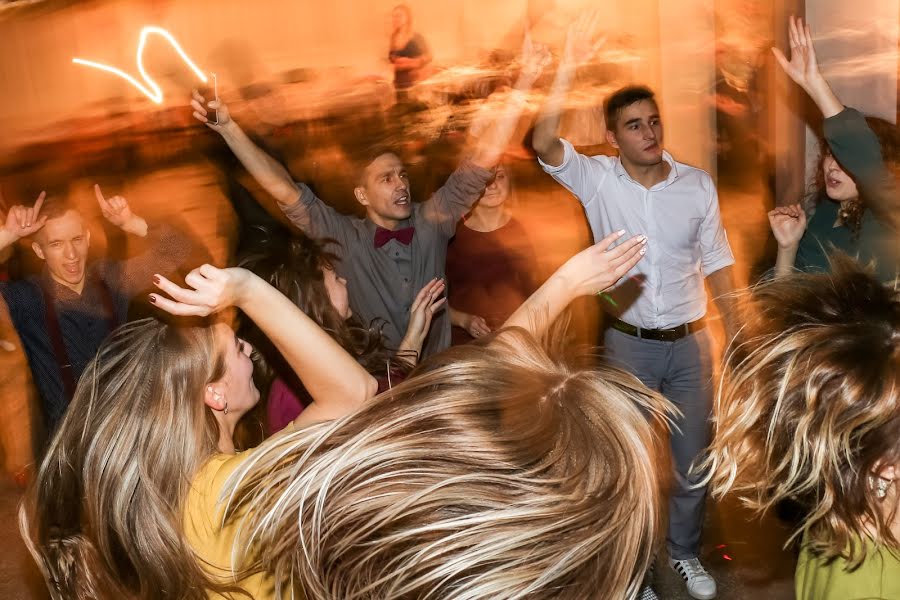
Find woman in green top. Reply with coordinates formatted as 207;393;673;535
768;17;900;284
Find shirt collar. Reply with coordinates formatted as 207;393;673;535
614;151;680;189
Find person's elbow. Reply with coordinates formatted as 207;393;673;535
363;373;379;401
533;135;564;167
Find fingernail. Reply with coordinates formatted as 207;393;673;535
148;294;157;304
639;248;647;255
616;229;626;236
640;235;648;243
152;275;160;285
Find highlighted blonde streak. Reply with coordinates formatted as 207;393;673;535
73;26;208;104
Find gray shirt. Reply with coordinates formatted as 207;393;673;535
280;160;494;357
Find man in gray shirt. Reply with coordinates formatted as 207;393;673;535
191;44;546;357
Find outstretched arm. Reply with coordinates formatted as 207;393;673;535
191;90;301;209
533;12;606;166
469;32;551;169
151;266;378;426
504;231;646;339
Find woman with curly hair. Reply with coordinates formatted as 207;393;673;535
239;233;444;433
768;17;899;284
703;256;900;599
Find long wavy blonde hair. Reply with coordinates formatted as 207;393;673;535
222;328;672;599
703;256;900;568
20;318;247;599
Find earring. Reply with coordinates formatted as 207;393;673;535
223;401;229;416
875;477;892;499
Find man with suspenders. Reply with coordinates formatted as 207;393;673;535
0;185;190;437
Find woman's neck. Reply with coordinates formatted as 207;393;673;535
465;204;511;232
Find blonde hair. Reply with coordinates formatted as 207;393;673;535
20;318;245;599
704;256;900;568
223;328;671;599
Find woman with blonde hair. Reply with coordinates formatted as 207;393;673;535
210;231;670;599
704;255;900;599
20;264;379;599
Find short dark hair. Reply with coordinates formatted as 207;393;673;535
353;143;404;187
604;86;657;131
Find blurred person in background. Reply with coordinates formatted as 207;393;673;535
388;4;432;103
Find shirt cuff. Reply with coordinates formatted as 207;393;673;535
537;138;575;174
702;253;736;276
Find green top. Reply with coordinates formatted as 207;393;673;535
796;539;900;600
796;108;899;283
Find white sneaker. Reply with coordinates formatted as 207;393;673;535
638;585;660;600
669;557;717;599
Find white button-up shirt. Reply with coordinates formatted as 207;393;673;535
540;138;734;329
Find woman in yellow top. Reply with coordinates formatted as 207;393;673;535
704;254;900;600
20;264;379;600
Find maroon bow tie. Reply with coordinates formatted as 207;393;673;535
374;226;415;248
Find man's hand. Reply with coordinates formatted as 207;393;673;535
95;184;147;237
191;88;232;130
768;203;807;249
562;11;607;68
0;192;47;246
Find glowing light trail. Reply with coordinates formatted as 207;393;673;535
72;26;208;104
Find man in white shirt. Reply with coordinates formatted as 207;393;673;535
532;16;736;600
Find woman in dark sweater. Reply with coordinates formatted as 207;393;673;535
446;163;539;344
769;17;899;284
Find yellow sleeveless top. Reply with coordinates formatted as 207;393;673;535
183;451;277;599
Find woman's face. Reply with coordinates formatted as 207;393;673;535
213;324;259;418
478;165;510;209
822;151;859;202
324;266;352;319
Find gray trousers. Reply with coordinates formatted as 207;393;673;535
603;326;714;560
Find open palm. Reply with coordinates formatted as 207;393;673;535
772;16;820;89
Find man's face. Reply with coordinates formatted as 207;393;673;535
355;153;412;228
606;100;665;167
32;210;91;289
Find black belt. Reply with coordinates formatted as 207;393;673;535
609;316;705;342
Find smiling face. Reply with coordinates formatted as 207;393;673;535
354;153;412;229
822;150;860;202
606;99;665;168
31;209;91;292
210;324;259;420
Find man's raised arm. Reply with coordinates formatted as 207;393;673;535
191;90;302;211
532;12;606;167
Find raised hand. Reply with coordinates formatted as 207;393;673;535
559;230;647;297
150;264;252;317
191;88;231;129
562;10;607;67
1;192;47;241
94;184;136;229
768;203;807;249
772;15;822;91
401;278;447;351
518;29;552;83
